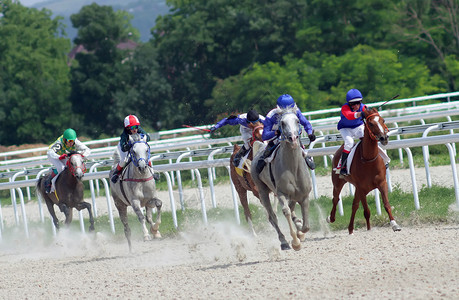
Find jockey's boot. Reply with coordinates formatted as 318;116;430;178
44;172;56;193
256;144;274;173
300;139;315;170
340;151;350;176
233;145;249;168
148;160;160;181
111;164;123;183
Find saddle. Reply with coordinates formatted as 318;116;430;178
334;141;390;175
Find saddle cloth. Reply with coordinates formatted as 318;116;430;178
334;141;390;175
235;149;252;176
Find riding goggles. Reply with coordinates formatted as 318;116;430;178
66;139;75;143
248;118;260;124
129;125;139;130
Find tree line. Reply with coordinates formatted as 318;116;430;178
0;0;457;145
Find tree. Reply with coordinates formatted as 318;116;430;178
69;3;138;135
391;0;459;90
0;0;71;145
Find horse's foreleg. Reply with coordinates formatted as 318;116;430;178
360;194;371;231
146;198;162;238
297;197;310;242
59;204;73;226
76;202;95;232
238;188;256;236
260;189;290;250
131;199;151;241
328;175;345;224
278;193;301;251
45;200;60;229
379;183;402;231
349;190;365;234
115;200;132;252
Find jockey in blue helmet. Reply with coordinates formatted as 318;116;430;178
337;88;367;176
255;94;316;173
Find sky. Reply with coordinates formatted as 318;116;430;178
18;0;47;6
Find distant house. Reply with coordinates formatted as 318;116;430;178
67;40;138;66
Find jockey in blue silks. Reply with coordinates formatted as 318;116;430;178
337;88;367;176
210;109;265;167
255;94;316;173
111;114;151;183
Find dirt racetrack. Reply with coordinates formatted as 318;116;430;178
0;165;458;299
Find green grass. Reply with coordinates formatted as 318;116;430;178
4;183;455;243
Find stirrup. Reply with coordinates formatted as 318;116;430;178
305;156;316;170
339;167;348;176
111;173;119;183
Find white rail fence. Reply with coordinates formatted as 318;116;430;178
0;132;458;240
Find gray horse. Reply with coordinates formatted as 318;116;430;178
251;109;312;250
37;151;95;232
109;133;162;252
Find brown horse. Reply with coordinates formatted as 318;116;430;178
37;151;95;232
230;123;264;236
328;107;401;234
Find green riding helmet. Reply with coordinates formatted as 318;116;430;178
63;128;77;141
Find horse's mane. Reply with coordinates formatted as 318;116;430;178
129;133;147;142
68;150;79;156
363;106;379;119
279;105;298;116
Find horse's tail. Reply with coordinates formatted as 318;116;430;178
113;147;121;166
36;177;45;199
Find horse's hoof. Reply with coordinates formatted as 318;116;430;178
89;226;95;232
153;232;162;238
326;216;332;223
292;241;301;251
294;219;303;230
280;243;291;251
143;235;152;241
297;231;306;242
391;220;402;231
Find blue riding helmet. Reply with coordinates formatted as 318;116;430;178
277;94;295;109
346;89;363;103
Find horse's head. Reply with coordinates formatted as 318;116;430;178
249;121;264;146
362;107;389;145
279;109;300;147
66;151;86;180
128;133;151;172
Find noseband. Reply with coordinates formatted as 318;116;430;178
66;153;87;176
129;141;151;167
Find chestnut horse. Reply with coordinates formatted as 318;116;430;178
328;106;401;234
37;151;95;232
230;123;264;236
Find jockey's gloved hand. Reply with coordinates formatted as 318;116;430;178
210;126;217;133
308;133;316;142
59;154;67;160
276;130;281;137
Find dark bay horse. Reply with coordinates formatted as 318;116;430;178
37;151;95;231
328;106;401;234
110;133;162;252
230;123;264;236
251;109;312;250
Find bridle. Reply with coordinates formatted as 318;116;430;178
278;112;301;142
66;153;87;176
129;141;151;167
363;112;388;141
250;124;264;147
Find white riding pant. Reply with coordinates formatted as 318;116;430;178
117;143;130;168
48;156;66;192
340;124;364;152
240;126;252;149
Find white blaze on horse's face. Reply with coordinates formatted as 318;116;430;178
280;112;300;147
368;113;389;146
70;154;85;179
